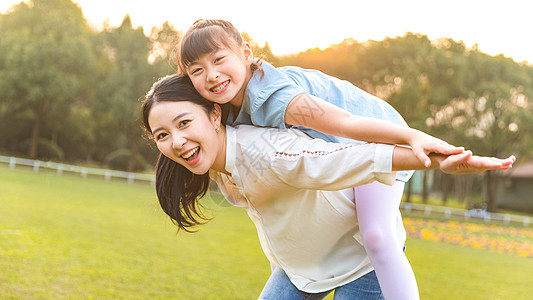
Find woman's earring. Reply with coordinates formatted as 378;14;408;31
216;127;220;133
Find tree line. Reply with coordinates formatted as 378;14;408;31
1;0;532;211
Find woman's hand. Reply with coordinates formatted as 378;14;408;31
437;151;516;174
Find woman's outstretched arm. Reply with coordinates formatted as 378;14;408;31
392;145;515;174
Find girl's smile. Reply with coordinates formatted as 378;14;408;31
187;46;253;108
210;80;230;94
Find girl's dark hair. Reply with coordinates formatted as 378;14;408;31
175;19;263;76
142;74;215;232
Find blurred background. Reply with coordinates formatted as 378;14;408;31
1;0;532;299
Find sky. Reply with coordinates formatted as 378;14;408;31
1;0;532;64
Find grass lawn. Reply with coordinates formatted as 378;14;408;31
1;167;532;299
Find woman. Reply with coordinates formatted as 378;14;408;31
141;74;514;299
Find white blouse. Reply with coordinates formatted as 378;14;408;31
211;125;405;293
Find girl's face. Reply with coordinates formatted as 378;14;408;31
148;101;225;175
186;43;253;108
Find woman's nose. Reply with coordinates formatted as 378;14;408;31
171;134;187;150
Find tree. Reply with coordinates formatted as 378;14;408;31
94;16;161;171
273;34;533;208
0;0;97;159
149;21;182;74
431;51;533;211
239;32;280;66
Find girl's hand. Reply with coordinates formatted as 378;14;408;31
409;130;465;167
438;151;515;174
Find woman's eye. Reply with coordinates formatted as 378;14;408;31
155;132;167;141
179;120;191;127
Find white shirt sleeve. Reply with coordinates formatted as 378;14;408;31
269;138;395;191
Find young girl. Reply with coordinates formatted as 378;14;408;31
142;74;514;299
176;19;464;299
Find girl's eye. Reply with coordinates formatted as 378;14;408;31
155;132;167;141
190;68;202;75
179;120;191;127
214;56;225;63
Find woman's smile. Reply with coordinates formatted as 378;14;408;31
148;100;226;174
181;146;201;165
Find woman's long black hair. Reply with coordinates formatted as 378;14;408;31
142;74;217;232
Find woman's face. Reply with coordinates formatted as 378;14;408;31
148;101;223;175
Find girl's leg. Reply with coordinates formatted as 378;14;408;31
258;267;331;300
354;181;419;300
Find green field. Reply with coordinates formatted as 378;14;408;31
1;167;532;299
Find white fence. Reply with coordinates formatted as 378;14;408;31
401;202;531;227
2;155;531;227
0;155;154;185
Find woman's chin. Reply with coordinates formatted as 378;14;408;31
189;167;209;175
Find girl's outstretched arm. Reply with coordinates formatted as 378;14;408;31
285;93;464;167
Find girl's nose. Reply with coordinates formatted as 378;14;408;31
207;68;220;82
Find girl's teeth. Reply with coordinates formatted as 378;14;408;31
212;81;228;92
182;147;199;159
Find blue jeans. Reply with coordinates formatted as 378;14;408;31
258;268;384;300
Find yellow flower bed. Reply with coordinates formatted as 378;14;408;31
403;218;533;257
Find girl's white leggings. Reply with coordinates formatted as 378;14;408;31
354;180;420;300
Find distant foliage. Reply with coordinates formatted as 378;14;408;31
1;1;531;210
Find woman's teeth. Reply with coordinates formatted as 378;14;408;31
211;81;229;93
182;147;199;160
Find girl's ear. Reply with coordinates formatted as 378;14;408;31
211;104;222;127
242;42;253;63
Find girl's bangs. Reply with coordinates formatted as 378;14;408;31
180;27;231;69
